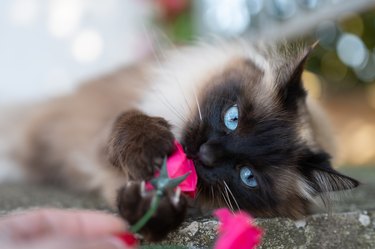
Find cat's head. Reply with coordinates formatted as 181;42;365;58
141;41;359;218
178;42;358;218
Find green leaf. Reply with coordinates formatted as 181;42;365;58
164;172;190;189
150;157;190;191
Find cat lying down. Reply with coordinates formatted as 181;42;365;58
2;41;358;241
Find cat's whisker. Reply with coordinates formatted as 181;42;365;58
195;187;202;200
220;189;234;213
151;28;195;119
154;85;189;123
211;186;216;207
155;70;193;121
223;180;240;210
223;182;235;212
192;88;203;121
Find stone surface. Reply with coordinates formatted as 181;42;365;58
0;183;109;216
0;167;374;248
153;211;375;249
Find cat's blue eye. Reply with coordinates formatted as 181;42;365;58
224;105;238;131
240;167;257;188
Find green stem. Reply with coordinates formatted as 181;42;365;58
130;191;162;233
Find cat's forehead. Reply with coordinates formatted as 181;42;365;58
201;58;278;110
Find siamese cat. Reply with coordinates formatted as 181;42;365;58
1;41;358;241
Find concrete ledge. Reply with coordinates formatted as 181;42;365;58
156;211;375;249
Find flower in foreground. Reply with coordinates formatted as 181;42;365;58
214;208;263;249
115;232;139;248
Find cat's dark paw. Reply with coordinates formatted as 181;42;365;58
107;110;175;180
117;182;187;242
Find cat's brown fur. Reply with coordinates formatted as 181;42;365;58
107;110;175;180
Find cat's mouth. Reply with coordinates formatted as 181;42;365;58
193;159;226;185
184;143;227;184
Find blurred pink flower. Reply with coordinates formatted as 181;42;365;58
157;0;189;18
115;232;139;248
214;208;263;249
166;140;197;198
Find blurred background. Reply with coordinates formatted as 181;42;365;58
0;0;374;167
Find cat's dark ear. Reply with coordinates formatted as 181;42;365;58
301;150;359;193
278;42;318;110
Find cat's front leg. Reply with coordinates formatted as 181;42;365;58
106;110;188;241
107;110;175;180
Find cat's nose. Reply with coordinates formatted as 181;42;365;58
198;144;216;167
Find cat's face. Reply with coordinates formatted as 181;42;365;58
180;47;358;218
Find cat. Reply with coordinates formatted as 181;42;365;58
1;40;359;241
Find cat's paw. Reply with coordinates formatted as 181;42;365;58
117;182;187;241
107;110;175;180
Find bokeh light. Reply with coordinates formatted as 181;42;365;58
336;33;368;69
47;0;84;38
315;21;338;49
246;0;263;15
204;0;250;36
266;0;297;20
355;53;375;82
71;29;104;63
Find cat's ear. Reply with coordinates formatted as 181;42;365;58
278;42;318;110
301;150;359;193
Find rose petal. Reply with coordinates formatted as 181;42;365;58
166;140;197;198
214;208;233;232
214;208;263;249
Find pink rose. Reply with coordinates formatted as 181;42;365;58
214;208;263;249
166;140;197;198
146;140;197;198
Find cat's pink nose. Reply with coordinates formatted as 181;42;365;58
198;144;215;167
